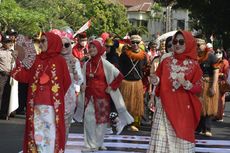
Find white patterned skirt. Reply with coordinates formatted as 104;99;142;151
147;97;195;153
34;105;56;153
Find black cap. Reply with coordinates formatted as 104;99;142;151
2;35;12;43
6;29;18;36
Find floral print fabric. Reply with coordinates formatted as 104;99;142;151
34;105;56;153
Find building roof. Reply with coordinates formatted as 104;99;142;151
118;0;153;8
127;2;152;12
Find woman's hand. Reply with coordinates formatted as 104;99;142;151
209;86;216;97
150;74;159;85
105;86;112;94
148;95;155;112
81;84;87;92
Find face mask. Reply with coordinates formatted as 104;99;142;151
80;41;87;47
215;53;223;59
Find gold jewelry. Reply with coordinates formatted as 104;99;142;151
89;58;102;78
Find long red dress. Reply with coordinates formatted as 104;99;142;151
11;32;71;153
155;31;203;142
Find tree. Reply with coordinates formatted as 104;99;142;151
172;0;230;49
16;0;84;31
81;0;131;37
15;0;131;37
151;2;164;21
0;0;46;36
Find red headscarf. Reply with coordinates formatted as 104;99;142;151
89;39;106;63
173;30;198;61
17;32;71;152
38;32;63;59
155;30;202;142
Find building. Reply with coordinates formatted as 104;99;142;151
115;0;190;41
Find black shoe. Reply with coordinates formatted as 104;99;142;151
9;111;16;117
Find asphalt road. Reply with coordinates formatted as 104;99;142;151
0;102;229;153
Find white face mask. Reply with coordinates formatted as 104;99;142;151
80;41;87;47
215;52;223;59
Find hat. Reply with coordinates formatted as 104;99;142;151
130;35;142;42
2;35;12;43
105;38;114;46
6;29;18;36
101;32;110;43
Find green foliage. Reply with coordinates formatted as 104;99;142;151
81;0;131;37
1;0;131;37
151;2;163;20
16;0;80;31
0;0;46;36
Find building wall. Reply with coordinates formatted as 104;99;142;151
126;7;189;41
171;9;190;31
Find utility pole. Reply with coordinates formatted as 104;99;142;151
165;6;172;32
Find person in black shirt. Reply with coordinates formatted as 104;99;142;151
197;40;219;137
119;30;147;132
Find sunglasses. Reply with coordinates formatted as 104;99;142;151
64;43;71;48
215;51;222;54
172;39;185;45
131;41;140;45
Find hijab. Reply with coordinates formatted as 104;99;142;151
173;31;198;61
155;30;202;142
38;32;63;60
61;37;76;74
61;37;72;63
89;38;106;64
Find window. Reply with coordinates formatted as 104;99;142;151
177;20;185;30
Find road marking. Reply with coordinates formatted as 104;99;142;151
65;134;230;153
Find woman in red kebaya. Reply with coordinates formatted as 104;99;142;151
147;31;203;153
214;48;229;122
78;38;133;152
11;32;71;153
